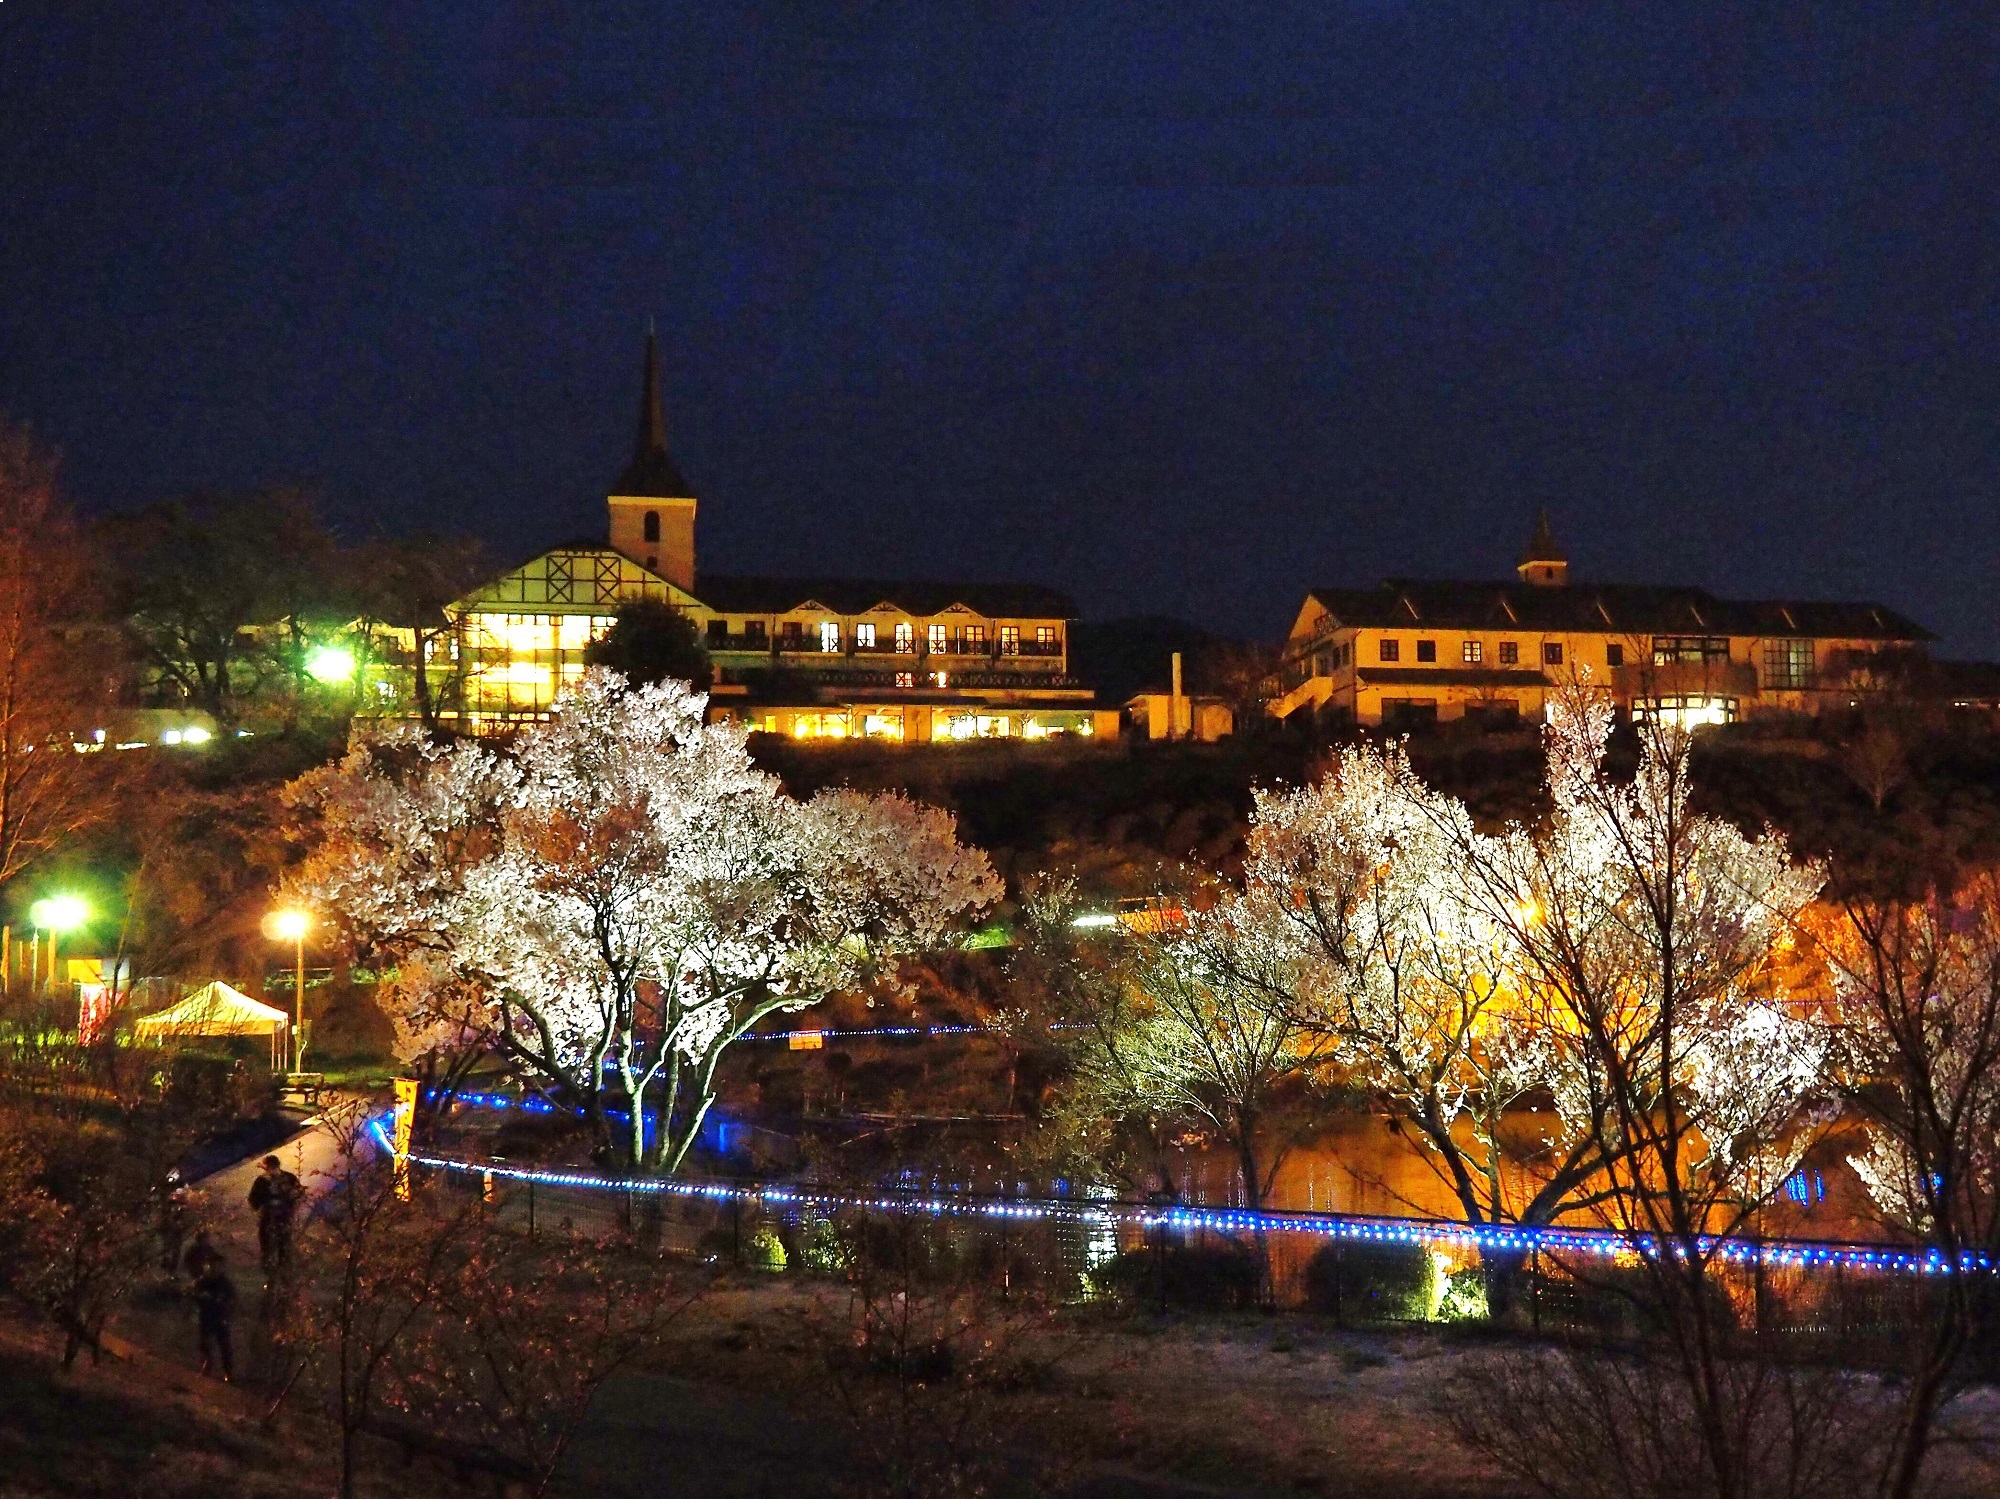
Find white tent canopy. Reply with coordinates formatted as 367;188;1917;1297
133;982;288;1066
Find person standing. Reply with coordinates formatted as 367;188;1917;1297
247;1154;301;1279
193;1256;237;1381
182;1229;221;1281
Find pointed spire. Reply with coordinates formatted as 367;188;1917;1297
1517;509;1569;586
614;327;691;497
1520;507;1566;565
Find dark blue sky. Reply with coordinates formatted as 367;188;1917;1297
2;4;1995;651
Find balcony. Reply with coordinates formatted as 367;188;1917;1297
1611;659;1760;701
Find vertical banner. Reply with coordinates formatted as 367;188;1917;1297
391;1077;417;1200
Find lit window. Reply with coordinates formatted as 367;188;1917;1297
932;671;948;688
894;622;915;653
1761;639;1813;690
1654;636;1731;665
1036;626;1058;649
1634;695;1738;730
1380;639;1401;663
1416;640;1436;663
861;713;905;740
791;711;849;740
927;624;946;654
895;671;914;687
1498;641;1519;665
1462;641;1483;664
965;626;988;653
1000;626;1021;656
1543;642;1564;666
820;622;841;653
855;623;876;649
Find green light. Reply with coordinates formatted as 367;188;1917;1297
31;895;87;932
308;646;355;683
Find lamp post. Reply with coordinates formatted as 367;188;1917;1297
30;895;88;995
269;909;311;1074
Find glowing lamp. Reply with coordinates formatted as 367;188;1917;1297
269;909;311;941
31;895;87;932
307;646;356;683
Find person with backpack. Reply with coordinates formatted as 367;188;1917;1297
247;1154;302;1279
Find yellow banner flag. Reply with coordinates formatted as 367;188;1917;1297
391;1078;418;1199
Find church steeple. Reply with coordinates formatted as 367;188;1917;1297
608;329;698;590
1516;509;1569;587
614;328;691;499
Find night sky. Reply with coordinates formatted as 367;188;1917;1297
1;5;1995;653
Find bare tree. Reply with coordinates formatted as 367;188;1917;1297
1813;874;2000;1495
0;419;121;891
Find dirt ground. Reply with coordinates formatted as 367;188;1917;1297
562;1279;1524;1497
20;1268;2000;1497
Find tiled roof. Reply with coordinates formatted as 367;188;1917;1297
1302;580;1933;643
694;575;1077;620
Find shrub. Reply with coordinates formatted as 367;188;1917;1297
1091;1240;1259;1310
1303;1238;1439;1321
695;1220;788;1271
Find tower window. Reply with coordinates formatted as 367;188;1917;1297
1379;638;1401;663
1415;640;1437;663
1606;643;1625;668
1462;641;1483;664
1498;641;1519;665
1543;642;1564;666
643;510;660;543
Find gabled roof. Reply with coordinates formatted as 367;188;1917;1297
452;546;697;614
1295;579;1933;643
694;574;1077;620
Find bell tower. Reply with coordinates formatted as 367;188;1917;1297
607;330;697;591
1516;509;1568;587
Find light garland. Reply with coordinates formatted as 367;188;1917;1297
367;1119;1989;1278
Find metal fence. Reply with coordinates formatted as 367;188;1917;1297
401;1144;1988;1361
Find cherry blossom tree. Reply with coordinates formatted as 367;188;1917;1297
1239;741;1617;1250
1438;684;1828;1495
286;669;1000;1171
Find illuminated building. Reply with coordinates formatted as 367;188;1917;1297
1268;513;1935;730
438;335;1116;740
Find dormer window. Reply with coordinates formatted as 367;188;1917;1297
643;510;661;543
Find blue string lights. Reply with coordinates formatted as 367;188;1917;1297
370;1118;1989;1278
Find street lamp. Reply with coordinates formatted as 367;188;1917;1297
268;908;311;1074
30;895;87;993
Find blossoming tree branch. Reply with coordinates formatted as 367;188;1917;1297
284;668;1001;1171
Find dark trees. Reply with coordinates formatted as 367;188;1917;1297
114;489;350;721
582;597;710;691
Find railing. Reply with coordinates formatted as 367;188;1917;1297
393;1130;1985;1335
